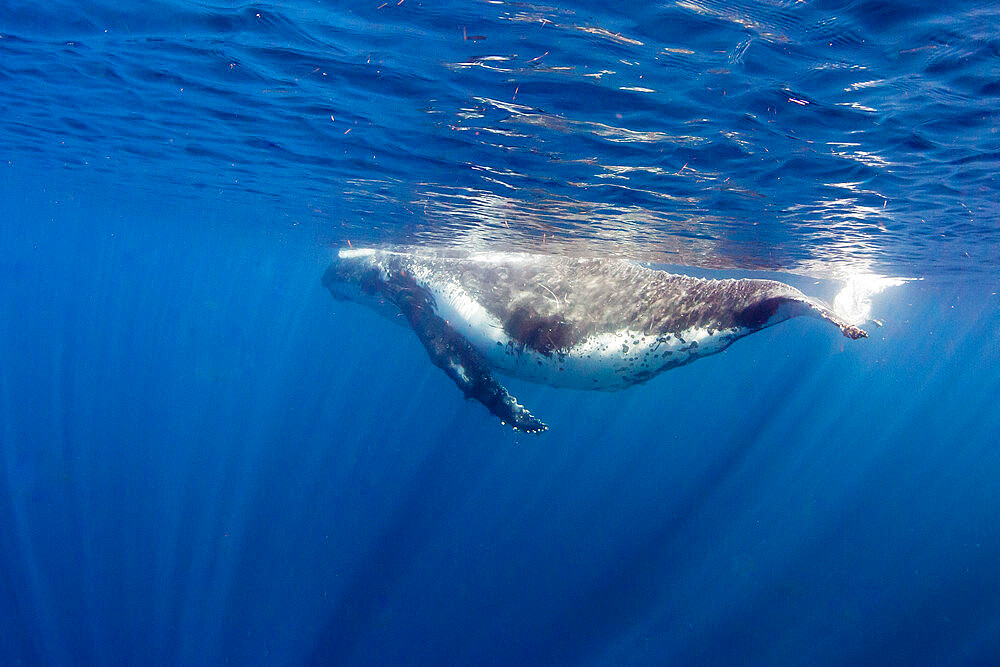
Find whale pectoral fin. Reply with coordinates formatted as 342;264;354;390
405;307;548;434
443;351;548;434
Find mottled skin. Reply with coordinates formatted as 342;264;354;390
324;246;867;433
342;260;546;432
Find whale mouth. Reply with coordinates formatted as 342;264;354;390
325;280;365;303
322;263;368;303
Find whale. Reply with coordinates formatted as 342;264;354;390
323;246;867;433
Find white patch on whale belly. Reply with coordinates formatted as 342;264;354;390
488;326;740;390
420;273;743;390
545;326;740;390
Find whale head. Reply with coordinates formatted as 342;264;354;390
322;248;408;324
322;248;383;302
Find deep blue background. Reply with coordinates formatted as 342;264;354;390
2;0;999;664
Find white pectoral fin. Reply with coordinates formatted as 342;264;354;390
403;304;548;434
422;331;548;433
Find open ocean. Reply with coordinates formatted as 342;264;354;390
1;0;998;664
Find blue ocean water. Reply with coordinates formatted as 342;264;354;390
1;0;998;664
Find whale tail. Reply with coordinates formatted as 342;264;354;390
740;292;869;340
835;320;869;340
799;299;869;339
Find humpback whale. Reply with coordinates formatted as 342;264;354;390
323;246;867;433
